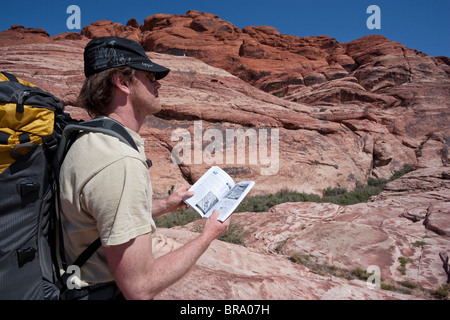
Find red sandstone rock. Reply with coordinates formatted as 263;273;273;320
4;11;448;114
153;227;420;300
0;13;449;300
0;25;50;47
80;20;130;39
52;32;84;41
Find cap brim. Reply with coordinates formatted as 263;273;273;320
130;61;170;80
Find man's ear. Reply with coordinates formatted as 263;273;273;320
112;72;131;95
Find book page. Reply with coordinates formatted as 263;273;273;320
211;181;255;221
183;166;254;221
184;166;235;218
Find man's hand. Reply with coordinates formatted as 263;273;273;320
200;210;230;242
152;185;194;217
166;185;194;211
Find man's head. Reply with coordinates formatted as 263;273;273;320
78;37;170;117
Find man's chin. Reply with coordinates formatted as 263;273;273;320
151;102;162;115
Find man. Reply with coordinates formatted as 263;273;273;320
59;36;230;300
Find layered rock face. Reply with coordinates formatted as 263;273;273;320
3;10;447;196
0;10;448;299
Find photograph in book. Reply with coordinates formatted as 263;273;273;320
183;166;255;221
195;191;219;215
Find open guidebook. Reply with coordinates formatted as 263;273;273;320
183;166;255;222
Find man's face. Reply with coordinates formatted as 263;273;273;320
130;71;162;117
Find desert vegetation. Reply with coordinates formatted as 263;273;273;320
155;164;414;245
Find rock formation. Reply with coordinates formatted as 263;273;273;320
0;10;448;300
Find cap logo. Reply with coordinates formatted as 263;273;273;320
142;62;154;68
93;40;131;70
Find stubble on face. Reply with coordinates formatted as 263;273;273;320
130;72;162;117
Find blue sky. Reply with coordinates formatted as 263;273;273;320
0;0;449;57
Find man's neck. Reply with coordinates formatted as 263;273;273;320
106;110;143;133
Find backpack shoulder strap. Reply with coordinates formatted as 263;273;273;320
57;117;140;165
72;238;102;268
58;237;102;296
75;117;138;151
1;71;19;82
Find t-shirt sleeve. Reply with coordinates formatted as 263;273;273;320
80;156;155;246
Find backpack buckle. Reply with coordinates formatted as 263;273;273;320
43;134;58;151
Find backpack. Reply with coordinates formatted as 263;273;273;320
0;71;142;300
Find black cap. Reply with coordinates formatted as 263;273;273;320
84;36;170;80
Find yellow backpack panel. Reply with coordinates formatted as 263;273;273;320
0;72;57;174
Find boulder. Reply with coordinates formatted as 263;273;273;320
0;25;51;47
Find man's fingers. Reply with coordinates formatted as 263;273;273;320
210;210;220;219
175;185;194;198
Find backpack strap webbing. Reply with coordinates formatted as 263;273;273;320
72;238;102;269
1;71;19;82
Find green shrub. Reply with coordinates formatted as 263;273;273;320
412;241;428;248
389;163;413;181
368;177;388;188
381;283;393;291
218;222;246;245
400;281;417;289
398;256;413;275
352;268;371;281
274;238;289;253
323;187;347;196
154;206;199;228
433;284;449;299
288;252;311;266
236;189;321;212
